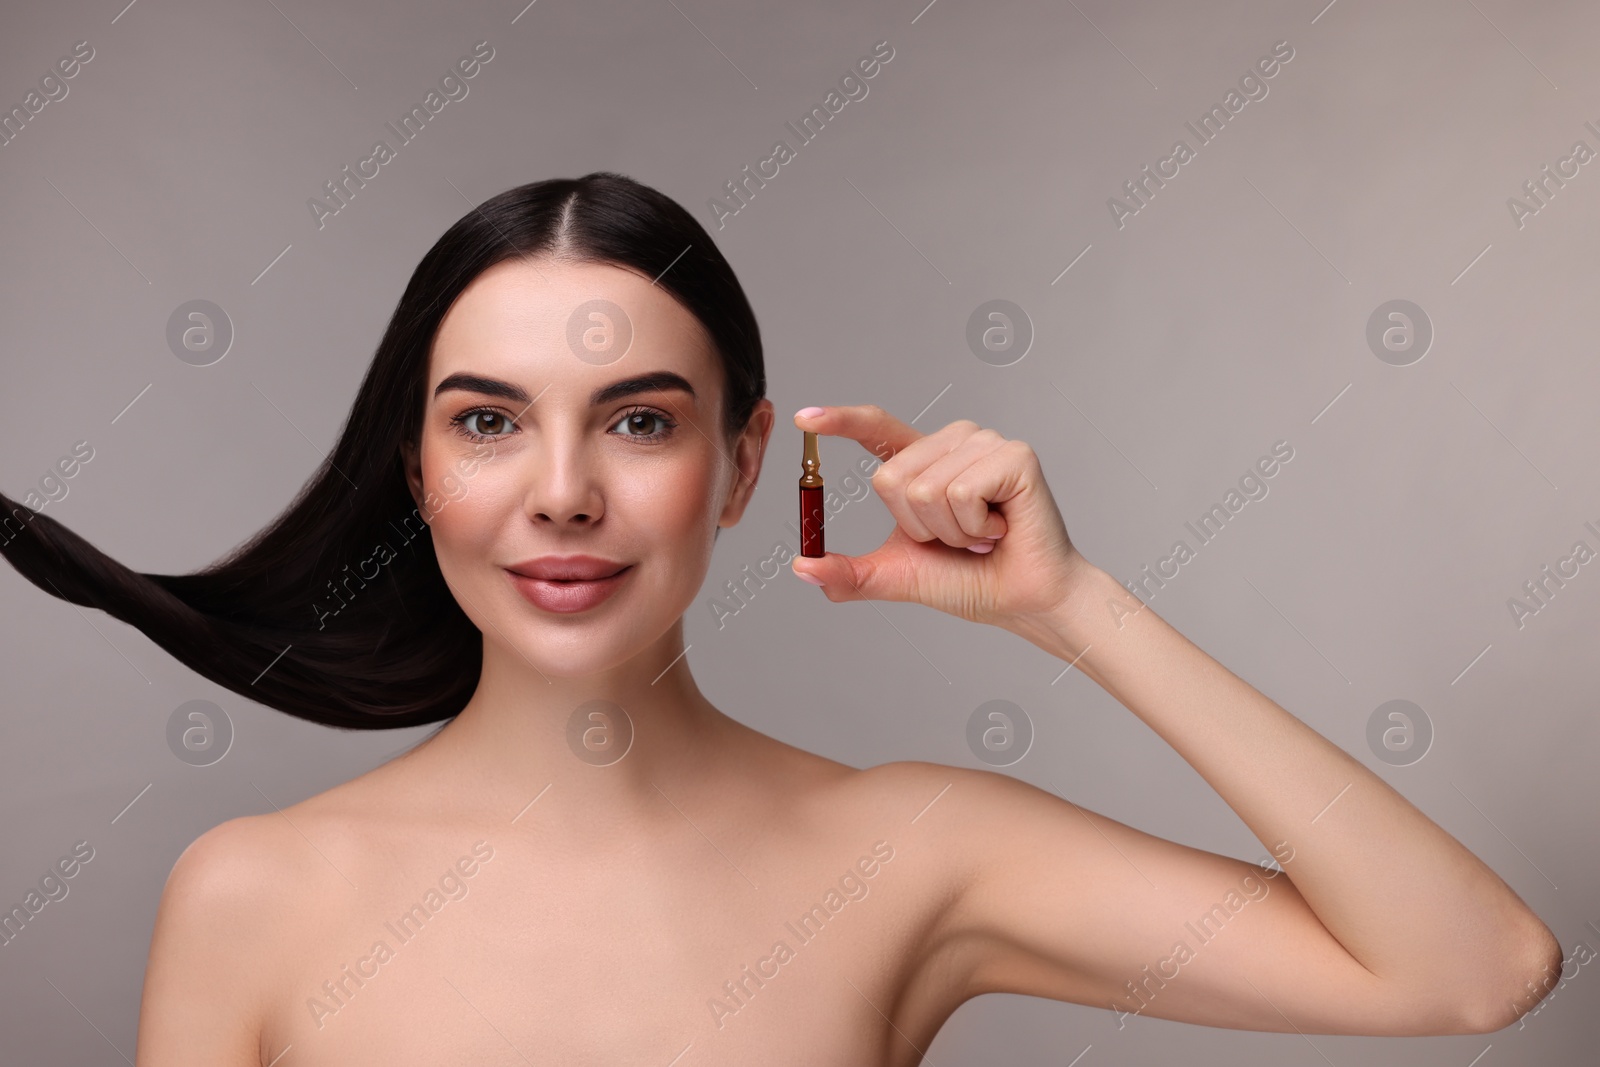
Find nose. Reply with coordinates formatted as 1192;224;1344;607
522;437;604;528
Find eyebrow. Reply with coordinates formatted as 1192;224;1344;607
433;370;697;408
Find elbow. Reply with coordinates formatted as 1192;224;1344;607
1457;919;1566;1034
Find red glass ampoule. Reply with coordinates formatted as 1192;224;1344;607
799;430;824;558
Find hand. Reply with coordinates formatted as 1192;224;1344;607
790;405;1097;636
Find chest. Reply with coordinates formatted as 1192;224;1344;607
257;832;957;1066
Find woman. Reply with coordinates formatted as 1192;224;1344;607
2;172;1559;1065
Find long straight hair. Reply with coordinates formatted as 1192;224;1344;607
0;172;766;729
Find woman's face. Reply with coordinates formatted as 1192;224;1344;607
402;257;773;677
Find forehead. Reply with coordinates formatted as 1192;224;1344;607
429;257;718;391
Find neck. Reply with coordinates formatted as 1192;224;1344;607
410;618;734;825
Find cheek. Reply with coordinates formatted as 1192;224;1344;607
423;462;515;556
615;462;718;535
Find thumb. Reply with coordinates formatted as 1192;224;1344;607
790;535;919;604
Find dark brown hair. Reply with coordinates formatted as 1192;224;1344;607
0;172;766;729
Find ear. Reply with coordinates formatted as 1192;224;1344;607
717;398;775;531
400;438;427;520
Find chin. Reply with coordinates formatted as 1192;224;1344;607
500;608;678;676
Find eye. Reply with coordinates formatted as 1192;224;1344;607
449;407;517;441
609;406;678;443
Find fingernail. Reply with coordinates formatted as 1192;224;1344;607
796;406;825;419
984;534;1002;540
967;542;995;554
796;570;826;586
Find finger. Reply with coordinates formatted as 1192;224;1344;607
903;427;1012;546
940;443;1026;543
869;420;987;542
791;527;921;605
794;404;922;466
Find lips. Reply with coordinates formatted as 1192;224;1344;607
505;555;634;614
505;555;629;581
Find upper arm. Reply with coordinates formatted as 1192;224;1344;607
893;761;1483;1037
136;816;284;1066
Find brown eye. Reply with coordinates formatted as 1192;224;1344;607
450;408;517;440
608;407;678;442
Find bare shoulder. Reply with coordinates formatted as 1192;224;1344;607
155;808;342;957
838;757;1039;841
801;758;1050;906
161;807;345;906
825;758;1133;921
137;812;317;1065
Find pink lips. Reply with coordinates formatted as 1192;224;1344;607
505;555;632;614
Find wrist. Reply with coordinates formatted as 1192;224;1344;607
1003;554;1109;658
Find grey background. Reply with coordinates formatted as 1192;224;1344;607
2;0;1596;1062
